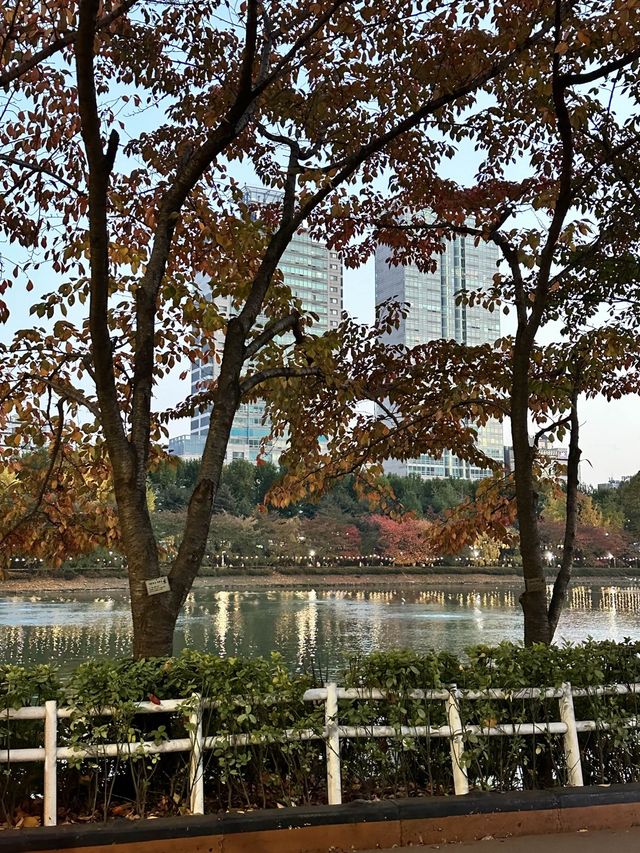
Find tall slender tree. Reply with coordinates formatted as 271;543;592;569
268;0;640;644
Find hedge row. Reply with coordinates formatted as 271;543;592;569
2;641;640;825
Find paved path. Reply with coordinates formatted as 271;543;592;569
370;827;640;851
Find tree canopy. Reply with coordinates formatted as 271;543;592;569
2;0;640;653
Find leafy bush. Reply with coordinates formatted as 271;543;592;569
2;643;640;824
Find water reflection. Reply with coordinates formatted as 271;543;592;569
0;584;639;671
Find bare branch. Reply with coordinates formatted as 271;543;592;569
243;311;303;362
239;365;321;396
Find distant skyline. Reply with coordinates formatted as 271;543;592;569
161;249;639;487
3;223;634;487
374;234;504;480
338;256;640;488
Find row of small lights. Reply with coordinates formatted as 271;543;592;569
11;550;632;570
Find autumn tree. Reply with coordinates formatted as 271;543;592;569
0;1;557;655
403;2;640;645
617;474;640;536
0;445;118;577
269;0;640;644
370;514;434;565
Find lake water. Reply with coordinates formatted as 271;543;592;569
1;584;639;672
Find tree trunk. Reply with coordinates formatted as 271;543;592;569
130;591;176;658
118;320;245;657
548;384;581;640
511;341;551;645
114;487;176;657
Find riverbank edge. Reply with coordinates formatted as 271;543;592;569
1;570;634;593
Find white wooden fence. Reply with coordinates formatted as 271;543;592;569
2;682;639;827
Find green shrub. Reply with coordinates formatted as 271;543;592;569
2;642;640;823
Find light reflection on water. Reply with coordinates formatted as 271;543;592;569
0;585;639;671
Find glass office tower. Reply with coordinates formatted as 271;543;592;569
169;188;343;461
375;234;504;479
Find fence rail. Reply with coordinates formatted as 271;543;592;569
2;681;640;826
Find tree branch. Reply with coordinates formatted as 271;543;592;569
490;230;528;326
238;0;259;100
128;0;318;467
36;376;101;418
377;213;526;324
0;0;138;88
239;21;552;334
531;0;574;332
0;154;81;193
548;378;581;635
252;1;348;100
243;311;303;362
0;400;64;551
76;0;132;472
562;45;640;87
532;413;571;447
239;365;321;396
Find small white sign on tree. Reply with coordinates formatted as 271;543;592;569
145;576;170;596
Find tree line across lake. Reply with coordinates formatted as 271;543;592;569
118;459;638;570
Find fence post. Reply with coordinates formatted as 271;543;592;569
325;682;342;805
188;694;204;815
446;688;469;795
44;700;57;827
559;682;584;786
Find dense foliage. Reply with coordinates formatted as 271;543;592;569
144;460;636;568
149;458;476;518
18;458;634;571
3;642;640;825
6;0;640;653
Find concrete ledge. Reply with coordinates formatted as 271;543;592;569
3;784;640;853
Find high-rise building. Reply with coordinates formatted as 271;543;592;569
504;437;571;482
375;235;504;479
169;188;343;462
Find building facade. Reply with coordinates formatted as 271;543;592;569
504;436;571;482
169;188;343;462
375;234;504;480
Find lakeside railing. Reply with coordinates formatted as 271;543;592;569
2;681;640;827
